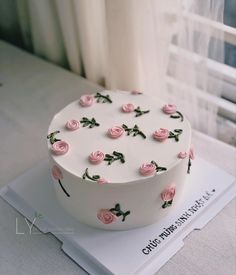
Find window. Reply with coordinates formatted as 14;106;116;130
167;1;236;146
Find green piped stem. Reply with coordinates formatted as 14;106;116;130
134;106;150;117
94;92;112;103
104;151;125;165
82;168;100;181
168;129;183;142
187;158;192;174
162;200;173;209
109;203;131;222
151;161;167;173
47;130;61;144
122;124;146;139
58;179;70;197
170;111;184;122
80;117;100;128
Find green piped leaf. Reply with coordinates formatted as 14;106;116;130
94;92;112;103
162;200;172;208
170;111;184;122
80;117;100;128
47;130;61;144
168;129;183;142
104;151;125;165
151;160;167;173
122;124;146;139
109;203;130;222
82;168;101;182
134;106;150;117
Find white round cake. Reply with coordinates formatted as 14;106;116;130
47;90;194;230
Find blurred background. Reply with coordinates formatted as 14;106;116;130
0;0;235;146
225;0;236;68
1;0;235;68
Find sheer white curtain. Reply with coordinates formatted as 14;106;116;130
165;0;225;137
0;0;225;138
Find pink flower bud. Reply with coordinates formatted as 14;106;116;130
162;104;177;114
97;209;117;224
107;126;124;139
79;94;94;107
139;163;156;176
51;141;69;155
66;119;80;130
161;184;176;202
89;151;105;164
97;178;108;185
122;103;135;113
153;128;169;142
178;152;188;159
189;146;195;160
52;165;63;180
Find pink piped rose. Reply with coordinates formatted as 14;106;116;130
97;209;117;224
51;141;69;155
52;165;63;180
66;119;80;130
122;103;135;113
79;94;94;107
162;104;177;114
107;126;124;139
161;184;176;202
178;152;188;159
189;146;195;160
139;163;156;176
153;128;169;142
97;178;108;185
89;151;105;164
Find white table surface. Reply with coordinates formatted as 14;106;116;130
0;40;235;275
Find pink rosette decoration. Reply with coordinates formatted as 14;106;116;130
79;94;94;107
97;209;117;224
52;165;63;180
51;164;70;197
51;141;69;155
161;184;176;202
107;126;124;139
122;103;135;113
187;146;195;174
139;163;156;176
178;152;188;159
97;178;108;185
162;104;177;114
65;119;80;131
89;151;105;164
189;146;195;160
153;128;169;142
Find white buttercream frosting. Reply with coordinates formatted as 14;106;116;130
48;90;191;183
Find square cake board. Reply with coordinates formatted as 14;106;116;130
0;157;235;275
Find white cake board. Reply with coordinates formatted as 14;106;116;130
0;157;235;275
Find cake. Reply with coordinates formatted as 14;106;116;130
47;90;194;230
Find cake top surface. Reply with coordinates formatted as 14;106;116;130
48;90;191;184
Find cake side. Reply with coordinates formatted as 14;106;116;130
49;153;190;230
